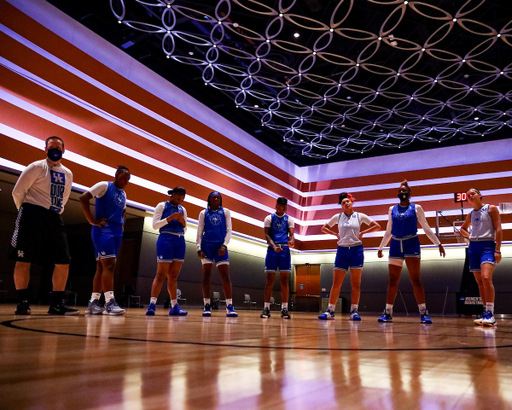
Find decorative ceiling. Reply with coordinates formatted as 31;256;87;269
46;0;512;166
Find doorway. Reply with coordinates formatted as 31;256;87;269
294;264;321;312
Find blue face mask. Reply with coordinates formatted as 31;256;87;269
47;148;63;162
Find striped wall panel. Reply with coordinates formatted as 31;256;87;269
0;0;511;253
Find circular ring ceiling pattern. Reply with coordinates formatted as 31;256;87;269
110;0;512;159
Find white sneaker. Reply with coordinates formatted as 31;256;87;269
103;299;125;316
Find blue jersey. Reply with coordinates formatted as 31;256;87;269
391;203;418;239
95;181;126;226
269;213;290;244
159;202;185;235
202;208;227;243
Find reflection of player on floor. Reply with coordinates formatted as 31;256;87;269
319;192;380;321
146;187;188;317
197;191;238;317
460;188;502;327
377;180;445;324
260;197;295;320
9;136;78;315
80;166;130;316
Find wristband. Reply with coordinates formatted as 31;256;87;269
221;245;227;250
495;251;501;254
197;250;203;254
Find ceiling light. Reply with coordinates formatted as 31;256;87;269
254;105;259;108
453;18;457;22
293;32;300;38
300;139;304;142
497;33;501;37
378;37;382;40
346;96;351;99
330;28;334;32
279;13;283;17
118;20;122;24
188;51;194;56
233;22;239;28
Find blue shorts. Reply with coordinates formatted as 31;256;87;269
334;244;364;271
389;236;421;260
156;233;186;262
201;241;229;265
92;225;122;260
265;245;291;272
468;241;496;272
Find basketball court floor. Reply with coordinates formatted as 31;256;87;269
1;305;511;410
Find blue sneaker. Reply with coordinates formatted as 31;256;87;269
146;303;156;316
202;303;212;317
318;309;335;320
420;310;433;324
378;309;392;322
169;303;188;316
226;304;238;317
481;310;496;327
349;308;361;321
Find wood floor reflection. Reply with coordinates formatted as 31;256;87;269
1;305;512;410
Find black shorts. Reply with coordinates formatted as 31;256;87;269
8;203;71;265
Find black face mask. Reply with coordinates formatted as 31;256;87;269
398;192;409;202
47;148;63;162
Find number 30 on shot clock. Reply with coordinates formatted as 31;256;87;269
454;192;467;203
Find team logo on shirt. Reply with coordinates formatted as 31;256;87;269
208;213;222;226
50;170;65;212
114;192;125;207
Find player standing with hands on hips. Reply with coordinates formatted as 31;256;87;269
9;136;78;315
460;188;502;326
80;166;130;315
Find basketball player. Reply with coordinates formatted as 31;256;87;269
80;166;130;315
377;180;445;324
260;197;295;320
197;191;238;317
9;136;78;315
460;188;502;326
318;192;380;320
146;187;188;316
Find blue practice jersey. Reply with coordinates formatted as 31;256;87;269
202;208;227;243
95;181;126;225
391;203;418;238
159;202;185;235
269;213;290;244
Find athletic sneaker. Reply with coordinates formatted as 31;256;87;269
420;310;433;324
226;304;238;317
48;304;79;316
349;308;361;321
481;310;496;327
474;310;485;325
146;303;156;316
318;309;335;320
85;299;103;315
15;302;31;315
202;303;212;317
103;299;125;316
378;309;393;322
169;303;188;316
281;308;291;319
260;307;271;318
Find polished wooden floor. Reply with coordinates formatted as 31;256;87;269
1;305;512;410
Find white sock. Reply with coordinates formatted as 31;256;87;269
418;303;426;314
386;304;393;314
486;303;494;314
351;304;358;312
282;302;288;309
104;291;114;303
328;303;335;311
171;299;177;308
265;302;270;308
226;298;233;306
204;298;210;306
150;297;157;305
91;292;101;302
